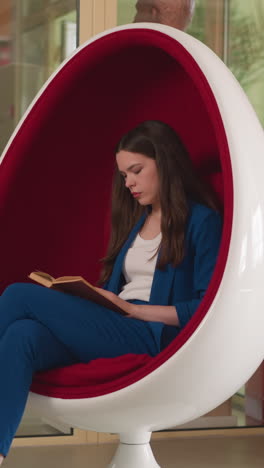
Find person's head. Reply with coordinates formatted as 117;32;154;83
134;0;195;31
115;120;193;214
116;145;160;212
115;119;216;215
100;120;218;283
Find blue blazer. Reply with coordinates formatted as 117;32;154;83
104;202;222;346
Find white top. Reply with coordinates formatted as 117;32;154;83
119;232;162;302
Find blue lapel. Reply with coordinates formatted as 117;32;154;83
149;201;194;304
148;255;175;305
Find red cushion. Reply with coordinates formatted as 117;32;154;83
31;354;151;398
0;28;233;398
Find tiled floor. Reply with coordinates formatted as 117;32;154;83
3;435;264;468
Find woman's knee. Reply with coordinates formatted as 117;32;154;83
1;282;39;306
2;282;25;298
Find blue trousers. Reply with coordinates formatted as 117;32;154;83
0;283;160;457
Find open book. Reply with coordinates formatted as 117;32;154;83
28;271;128;316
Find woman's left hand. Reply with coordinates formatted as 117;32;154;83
94;288;179;325
93;287;134;315
95;289;148;319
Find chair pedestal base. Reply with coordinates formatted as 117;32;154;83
107;442;161;468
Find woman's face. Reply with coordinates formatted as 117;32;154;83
116;150;160;208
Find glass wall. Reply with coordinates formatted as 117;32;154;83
0;0;78;154
189;0;264;126
227;0;264;126
0;0;78;437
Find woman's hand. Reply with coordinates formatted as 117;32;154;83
125;303;179;325
93;287;117;303
94;288;179;325
93;287;134;315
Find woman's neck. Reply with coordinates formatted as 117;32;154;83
140;211;161;239
149;211;161;223
150;202;161;219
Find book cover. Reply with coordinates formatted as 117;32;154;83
29;271;128;316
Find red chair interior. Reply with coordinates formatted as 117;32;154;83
0;29;233;398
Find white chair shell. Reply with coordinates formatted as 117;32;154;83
18;23;264;467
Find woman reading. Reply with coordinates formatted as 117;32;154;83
0;120;221;463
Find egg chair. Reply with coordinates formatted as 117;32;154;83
1;23;264;468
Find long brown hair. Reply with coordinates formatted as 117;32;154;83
100;120;219;284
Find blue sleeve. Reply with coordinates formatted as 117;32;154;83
175;211;222;328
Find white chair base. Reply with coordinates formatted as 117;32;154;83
106;432;161;468
107;441;160;468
